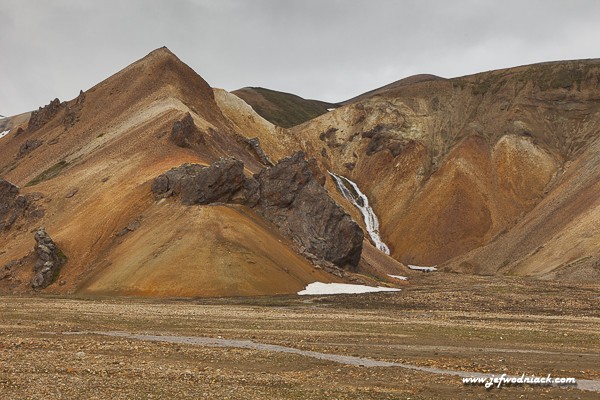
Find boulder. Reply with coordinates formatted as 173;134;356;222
31;228;66;289
63;90;86;129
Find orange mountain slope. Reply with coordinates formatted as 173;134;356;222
292;60;600;279
1;48;406;297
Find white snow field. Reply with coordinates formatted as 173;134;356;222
298;282;401;295
408;265;438;272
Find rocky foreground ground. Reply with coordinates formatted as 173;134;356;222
1;273;599;399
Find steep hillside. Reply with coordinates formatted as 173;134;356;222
232;87;337;128
293;59;600;279
1;48;404;297
449;132;600;280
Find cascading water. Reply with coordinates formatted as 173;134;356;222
329;172;390;255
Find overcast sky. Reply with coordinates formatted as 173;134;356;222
1;0;600;117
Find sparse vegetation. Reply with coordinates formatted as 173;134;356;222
233;87;337;128
550;67;584;89
472;80;491;96
519;62;591;91
25;160;69;187
451;62;597;96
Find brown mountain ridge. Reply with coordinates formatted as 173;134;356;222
1;48;599;297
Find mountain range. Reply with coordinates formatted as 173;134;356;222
1;47;599;297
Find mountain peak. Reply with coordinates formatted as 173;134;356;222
79;46;226;127
135;46;186;69
145;46;177;59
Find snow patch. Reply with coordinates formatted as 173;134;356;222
329;172;390;254
0;129;9;139
327;108;335;112
388;274;408;280
408;265;437;272
298;282;400;295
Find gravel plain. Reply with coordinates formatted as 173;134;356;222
1;273;599;399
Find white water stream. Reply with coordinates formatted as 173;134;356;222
329;172;390;254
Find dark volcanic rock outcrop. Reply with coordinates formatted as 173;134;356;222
152;158;257;205
170;113;205;148
0;178;44;231
63;90;86;129
28;98;64;132
242;137;273;166
253;152;363;268
31;228;66;289
152;152;363;269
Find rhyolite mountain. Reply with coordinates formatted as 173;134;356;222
292;60;600;281
0;47;402;297
1;49;599;297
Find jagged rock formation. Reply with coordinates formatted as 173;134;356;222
0;178;19;206
31;228;66;289
28;98;64;132
169;112;205;148
63;90;86;129
153;152;363;269
242;137;273;166
0;178;44;231
252;152;362;268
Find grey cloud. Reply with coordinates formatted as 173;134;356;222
1;0;600;117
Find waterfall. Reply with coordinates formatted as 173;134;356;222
329;172;390;255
